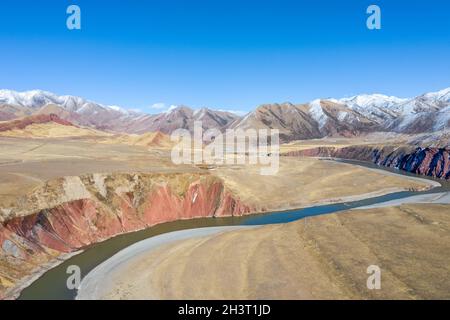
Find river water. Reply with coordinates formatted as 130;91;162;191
19;160;450;300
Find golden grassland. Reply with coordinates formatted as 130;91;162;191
101;203;450;300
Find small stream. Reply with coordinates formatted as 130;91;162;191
19;160;450;300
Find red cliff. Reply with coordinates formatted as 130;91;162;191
0;172;254;299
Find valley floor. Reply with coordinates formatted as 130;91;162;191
0;136;431;220
82;202;450;300
0;133;446;299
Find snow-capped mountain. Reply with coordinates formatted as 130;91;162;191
330;94;408;123
0;89;241;134
0;87;449;139
324;88;450;128
422;87;450;103
231;87;450;141
315;88;450;134
0;89;149;132
231;99;380;141
370;88;450;133
0;89;135;115
129;106;240;134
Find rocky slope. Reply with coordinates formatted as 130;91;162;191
227;87;450;142
1;88;449;139
0;113;177;146
0;114;74;132
0;114;116;139
129;106;240;134
406;130;450;148
284;145;450;180
0;172;253;299
0;90;240;134
231;100;380;142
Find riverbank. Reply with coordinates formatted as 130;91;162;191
355;191;450;209
4;156;436;299
85;202;450;299
76;226;252;299
4;251;80;300
76;166;448;300
13;158;441;300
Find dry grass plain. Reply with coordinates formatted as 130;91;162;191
0;125;446;300
101;203;450;300
213;157;430;212
0;134;431;217
279;133;415;153
0;136;193;210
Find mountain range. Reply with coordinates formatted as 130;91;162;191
0;88;449;142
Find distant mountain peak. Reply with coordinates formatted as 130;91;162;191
0;89;135;115
422;87;450;102
1;87;449;139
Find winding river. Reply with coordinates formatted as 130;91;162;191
19;160;450;300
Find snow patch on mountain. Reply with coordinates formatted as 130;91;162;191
0;89;137;117
2;87;449;136
434;105;450;131
309;99;327;129
422;87;450;102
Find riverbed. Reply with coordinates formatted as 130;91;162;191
19;160;450;299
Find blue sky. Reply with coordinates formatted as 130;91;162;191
0;0;449;113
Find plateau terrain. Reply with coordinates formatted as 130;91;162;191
0;87;448;300
91;203;450;300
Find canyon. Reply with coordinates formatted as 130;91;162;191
0;172;254;299
283;145;450;180
0;132;434;298
0;87;448;300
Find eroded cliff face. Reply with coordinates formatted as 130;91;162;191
284;146;450;180
0;172;253;299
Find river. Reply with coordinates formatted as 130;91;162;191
18;160;450;299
